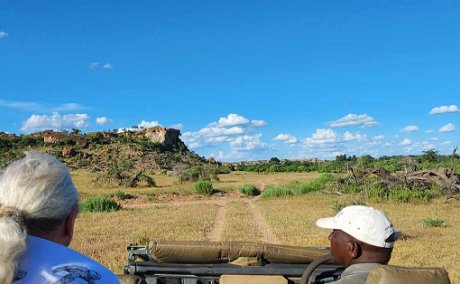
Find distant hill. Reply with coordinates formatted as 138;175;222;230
0;127;210;173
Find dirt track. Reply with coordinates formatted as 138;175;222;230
123;195;278;243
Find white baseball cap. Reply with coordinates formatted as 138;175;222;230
316;205;398;248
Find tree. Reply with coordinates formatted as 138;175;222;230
270;157;280;164
422;149;439;163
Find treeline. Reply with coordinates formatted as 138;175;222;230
232;150;460;174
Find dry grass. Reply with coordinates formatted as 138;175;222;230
71;170;319;200
217;171;320;191
70;170;460;283
255;194;460;284
70;203;218;273
221;201;261;241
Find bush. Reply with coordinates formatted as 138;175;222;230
80;195;121;212
298;174;334;194
240;184;260;196
194;180;214;195
423;218;447;228
111;190;135;200
388;187;439;203
261;187;295;198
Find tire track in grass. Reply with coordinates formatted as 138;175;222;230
245;197;279;244
207;200;228;241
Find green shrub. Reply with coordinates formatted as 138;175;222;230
423;218;447;228
240;184;260;196
388;187;438;203
261;187;295;198
80;195;121;212
111;190;135;200
194;180;214;195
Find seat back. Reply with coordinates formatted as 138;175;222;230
365;264;451;284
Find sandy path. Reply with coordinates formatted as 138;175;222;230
244;197;279;244
206;201;228;241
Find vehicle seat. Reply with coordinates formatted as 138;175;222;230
220;275;288;284
365;264;451;284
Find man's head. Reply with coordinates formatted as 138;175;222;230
316;205;398;267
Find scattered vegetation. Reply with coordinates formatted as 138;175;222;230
194;180;214;195
239;184;260;196
80;195;121;212
178;165;223;183
110;190;135;200
92;162;156;188
423;217;447;228
261;186;295;198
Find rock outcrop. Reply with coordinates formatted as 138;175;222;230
140;127;181;147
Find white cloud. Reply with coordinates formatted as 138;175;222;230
429;105;460;115
0;100;85;112
251;120;267;127
400;138;412;146
88;62;99;69
21;112;89;133
405;141;435;154
188;142;201;149
206;136;232;142
343;131;367;142
441;141;451;145
439;123;455;133
329;114;378;128
425;129;435;133
0;31;8;38
199;126;244;136
304;129;339;145
217;113;249;126
273;133;298;144
138;120;161;128
96;116;111;125
230;134;267;151
103;63;113;70
401;125;419;132
170;123;184;130
372;135;385;141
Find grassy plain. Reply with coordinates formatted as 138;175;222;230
71;171;459;283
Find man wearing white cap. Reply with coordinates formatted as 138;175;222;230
316;205;398;284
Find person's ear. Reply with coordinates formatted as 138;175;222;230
61;206;79;246
348;241;361;259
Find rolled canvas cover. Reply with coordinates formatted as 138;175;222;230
149;241;330;264
365;264;451;284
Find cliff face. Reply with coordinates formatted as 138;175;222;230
36;127;182;148
139;127;181;147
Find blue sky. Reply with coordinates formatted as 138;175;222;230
0;1;458;161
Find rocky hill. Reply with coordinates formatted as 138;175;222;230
0;127;209;173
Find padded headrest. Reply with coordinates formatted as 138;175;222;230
365;264;451;284
149;241;330;264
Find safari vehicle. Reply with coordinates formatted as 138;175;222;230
119;240;452;284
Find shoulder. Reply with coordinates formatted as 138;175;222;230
16;236;120;283
331;263;379;284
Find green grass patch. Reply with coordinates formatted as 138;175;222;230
261;186;295;198
80;195;121;212
194;180;214;195
423;218;447;228
240;184;260;196
388;187;439;203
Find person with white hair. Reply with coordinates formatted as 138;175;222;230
316;205;399;284
0;151;119;283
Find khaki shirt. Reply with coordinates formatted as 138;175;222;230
330;263;379;284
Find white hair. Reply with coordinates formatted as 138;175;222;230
0;151;79;283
